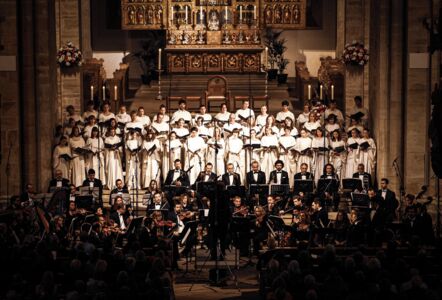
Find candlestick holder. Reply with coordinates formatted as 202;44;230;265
157;69;163;100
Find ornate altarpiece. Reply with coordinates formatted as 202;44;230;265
121;0;306;73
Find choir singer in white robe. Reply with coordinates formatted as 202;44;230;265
185;127;207;184
260;126;279;176
359;128;376;175
294;129;313;172
85;127;106;183
53;136;71;179
104;127;123;189
125;131;142;190
345;128;361;179
206;127;225;176
226;129;245;184
69;126;86;187
279;127;297;187
142;131;161;188
311;128;330;185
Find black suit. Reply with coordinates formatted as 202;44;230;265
81;178;103;206
312;208;329;228
47;178;70;192
352;172;372;189
221;172;241;186
268;170;289;184
294;172;314;181
195;171;218;183
246;170;266;186
110;211;129;229
376;189;398;223
164;169;190;186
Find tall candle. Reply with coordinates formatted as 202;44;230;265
102;85;105;101
253;5;256;19
239;6;242;21
171;6;174;22
320;84;323;100
331;85;334;100
225;6;228;22
185;6;188;24
158;48;162;70
308;84;311;100
200;5;203;23
90;85;94;101
264;47;268;69
114;85;117;101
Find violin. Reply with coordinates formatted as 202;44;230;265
233;205;248;217
179;211;195;221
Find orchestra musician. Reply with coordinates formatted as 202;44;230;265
164;159;190;187
195;163;217;184
110;204;130;232
230;196;250;256
81;169;103;207
294;163;314;181
352;163;373;190
222;163;241;186
48;169;70;192
109;179;129;206
268;160;289;185
251;206;269;255
375;178;398;223
148;192;170;212
246;161;266;186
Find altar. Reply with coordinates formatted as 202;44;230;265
120;0;307;74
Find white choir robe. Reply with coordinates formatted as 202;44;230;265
255;114;269;127
151;122;169;138
260;135;279;177
82;110;98;120
279;127;299;138
141;139;161;188
69;137;86;187
138;115;151;127
294;137;313;172
345;137;361;179
99;112;115;124
311;137;330;185
85;137;106;183
226;137;245;184
279;136;297;187
324;108;344;123
206;138;225;176
193;113;212;125
116;112;131;125
214;112;230;123
358;137;376;174
82;124;98;140
185;136;206;184
330;140;347;183
52;145;71;179
325;123;340;135
235;108;255;121
223;122;242;138
297;112;310;128
276;111;295;123
171;109;192;124
125;121;145;136
197;125;212;139
162;139;183;176
125;139;141;190
104;135;123;189
303;121;321;136
347;125;364;135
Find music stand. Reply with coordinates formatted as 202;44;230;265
196;181;217;198
293;179;314;194
342;178;362;191
268;215;286;231
164;185;187;196
49;186;69;193
317;179;339;195
249;184;269;196
270;184;290;196
75;196;93;210
227;185;246;198
142;194;152;206
351;192;370;208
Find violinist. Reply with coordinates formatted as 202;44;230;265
251;206;268;255
231;196;248;217
167;202;188;271
266;195;281;216
148;192;170;212
110;204;129;231
180;193;197;213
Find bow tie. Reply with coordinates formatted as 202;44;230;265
175;170;180;173
276;171;282;173
254;172;258;174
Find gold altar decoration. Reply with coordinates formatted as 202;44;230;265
121;0;306;73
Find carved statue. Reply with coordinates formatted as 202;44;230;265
128;6;136;25
155;5;163;25
227;55;237;68
293;4;300;24
253;30;260;43
196;30;205;44
223;30;231;44
209;55;219;67
264;6;273;24
174;56;184;68
192;56;202;68
274;5;282;23
182;30;190;44
146;6;154;24
137;7;146;25
283;6;291;24
169;32;176;44
208;10;219;31
238;30;244;43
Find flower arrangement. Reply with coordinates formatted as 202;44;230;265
342;41;369;66
57;42;83;68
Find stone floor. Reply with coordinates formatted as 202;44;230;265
172;247;260;299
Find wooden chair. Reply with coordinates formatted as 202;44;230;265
185;96;203;112
204;75;230;112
